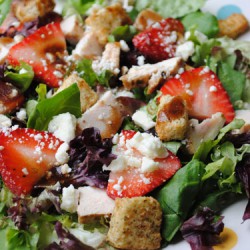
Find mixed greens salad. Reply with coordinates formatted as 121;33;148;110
0;0;250;249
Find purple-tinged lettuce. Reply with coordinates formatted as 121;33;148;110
67;127;116;188
181;207;224;250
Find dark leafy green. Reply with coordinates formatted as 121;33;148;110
181;11;219;38
27;83;81;131
4;63;34;93
154;160;205;242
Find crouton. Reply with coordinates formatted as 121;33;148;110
55;73;98;113
77;187;115;224
134;9;163;31
77;90;124;138
92;42;121;75
12;0;55;23
120;57;183;92
107;197;162;250
60;14;84;45
186;113;225;154
156;95;188;141
85;3;131;46
72;31;103;60
218;13;249;39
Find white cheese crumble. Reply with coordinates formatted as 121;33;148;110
127;132;168;159
55;142;70;165
119;40;130;52
61;164;72;174
141;157;159;173
48;112;77;143
175;41;195;61
16;108;27;121
61;185;79;213
132;110;156;131
0;114;12;128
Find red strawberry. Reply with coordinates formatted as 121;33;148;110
160;67;235;123
132;18;184;62
107;130;181;198
0;127;63;196
7;22;67;88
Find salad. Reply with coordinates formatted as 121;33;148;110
0;0;250;249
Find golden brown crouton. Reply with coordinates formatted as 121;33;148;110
218;13;249;39
85;3;131;46
156;95;188;141
134;9;163;31
107;197;162;250
12;0;55;23
120;57;183;91
55;73;98;113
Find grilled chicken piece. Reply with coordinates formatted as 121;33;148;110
0;37;17;64
77;186;115;223
85;3;131;46
72;31;103;60
156;95;188;141
186;112;226;154
60;14;84;45
120;57;183;92
134;9;162;31
0;81;24;114
92;42;121;75
77;90;124;138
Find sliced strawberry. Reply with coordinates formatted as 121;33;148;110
107;130;181;198
132;18;184;62
0;127;63;196
160;67;235;123
7;22;67;88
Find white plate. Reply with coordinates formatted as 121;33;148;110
164;1;250;249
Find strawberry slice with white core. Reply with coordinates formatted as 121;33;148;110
107;130;181;198
0;127;63;196
7;22;67;88
160;67;235;123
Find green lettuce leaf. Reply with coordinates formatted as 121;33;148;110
27;83;81;131
108;25;138;42
135;0;205;18
154;159;205;242
181;11;219;38
0;0;12;25
4;62;34;93
75;58;112;88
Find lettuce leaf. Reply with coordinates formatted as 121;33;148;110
181;11;219;38
135;0;205;18
27;83;81;131
4;62;34;93
108;25;138;42
154;159;205;242
0;0;12;25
